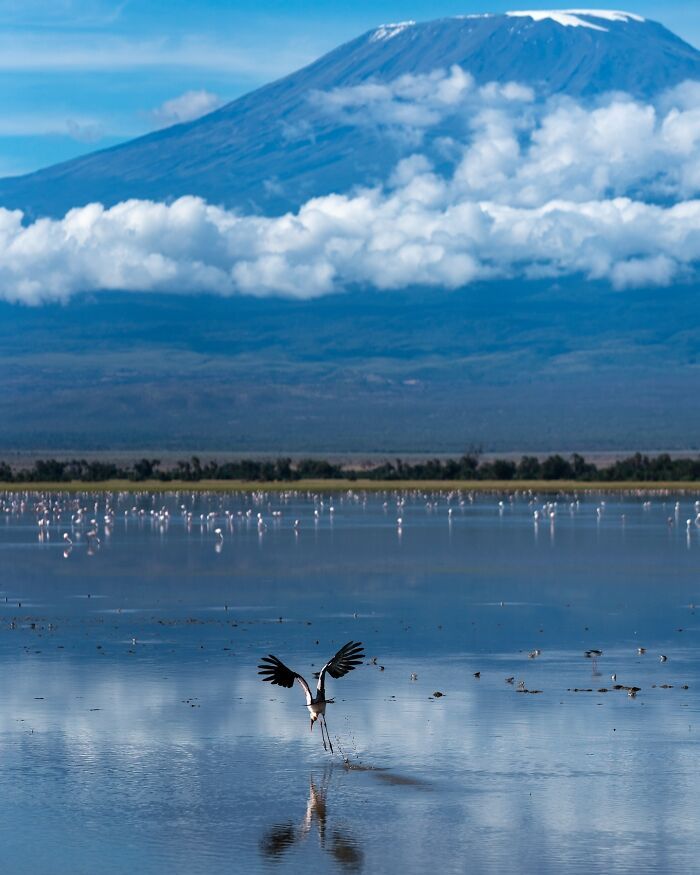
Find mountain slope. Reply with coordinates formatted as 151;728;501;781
1;282;699;452
0;10;698;218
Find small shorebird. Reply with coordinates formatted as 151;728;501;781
258;640;364;753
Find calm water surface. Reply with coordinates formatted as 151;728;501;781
1;489;699;874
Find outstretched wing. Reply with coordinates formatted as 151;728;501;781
317;641;364;699
258;655;312;704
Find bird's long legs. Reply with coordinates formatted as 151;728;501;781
317;718;327;751
322;716;333;754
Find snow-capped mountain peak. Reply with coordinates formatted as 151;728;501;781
0;10;697;218
506;9;644;31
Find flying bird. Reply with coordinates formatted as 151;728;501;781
258;640;364;753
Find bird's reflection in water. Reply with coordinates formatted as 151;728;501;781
260;769;363;870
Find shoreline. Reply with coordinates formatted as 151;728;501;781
1;478;699;493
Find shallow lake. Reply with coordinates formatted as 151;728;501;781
1;488;699;874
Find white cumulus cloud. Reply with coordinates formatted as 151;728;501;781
150;89;223;127
311;66;533;143
5;71;700;304
2;189;700;305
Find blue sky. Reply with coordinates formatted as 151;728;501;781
0;0;698;177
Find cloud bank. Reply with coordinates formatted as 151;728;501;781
310;66;534;142
6;72;700;304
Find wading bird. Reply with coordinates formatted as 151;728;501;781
258;641;364;753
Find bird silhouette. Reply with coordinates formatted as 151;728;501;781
258;641;364;753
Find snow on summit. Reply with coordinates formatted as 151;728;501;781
506;10;645;31
371;21;416;42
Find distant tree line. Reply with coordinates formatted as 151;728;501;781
1;452;700;483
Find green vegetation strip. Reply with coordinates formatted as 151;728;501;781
0;479;698;493
2;452;700;489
